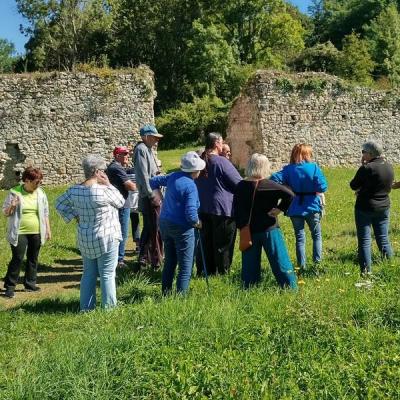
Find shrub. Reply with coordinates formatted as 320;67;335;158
156;96;230;149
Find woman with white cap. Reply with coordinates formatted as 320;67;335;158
150;151;205;295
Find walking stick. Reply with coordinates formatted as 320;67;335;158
197;228;210;293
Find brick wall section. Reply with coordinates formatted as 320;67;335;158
227;70;400;170
0;67;155;188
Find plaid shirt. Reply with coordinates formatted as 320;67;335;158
56;184;125;259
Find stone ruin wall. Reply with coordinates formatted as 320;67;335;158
227;70;400;170
0;67;155;189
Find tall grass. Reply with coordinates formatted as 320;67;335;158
1;153;400;399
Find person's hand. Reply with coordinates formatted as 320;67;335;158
151;189;162;207
318;193;326;207
268;208;281;217
96;170;110;186
46;230;52;241
392;181;400;190
193;220;202;229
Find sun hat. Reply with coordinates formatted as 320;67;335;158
181;151;206;172
139;124;163;138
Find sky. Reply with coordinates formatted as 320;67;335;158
0;0;312;55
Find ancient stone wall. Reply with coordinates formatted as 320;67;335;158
0;67;155;188
227;70;400;170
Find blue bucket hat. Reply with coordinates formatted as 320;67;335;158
139;124;163;138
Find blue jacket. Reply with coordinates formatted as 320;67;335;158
150;171;200;229
270;161;328;217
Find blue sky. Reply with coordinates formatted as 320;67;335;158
0;0;312;55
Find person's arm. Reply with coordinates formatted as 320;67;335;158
313;165;328;193
270;169;284;184
150;174;170;190
104;185;125;209
55;190;77;223
2;193;19;217
221;159;242;192
123;180;136;191
42;192;51;240
134;146;154;198
350;166;368;191
184;184;200;227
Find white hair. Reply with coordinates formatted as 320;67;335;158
246;153;271;179
82;154;107;179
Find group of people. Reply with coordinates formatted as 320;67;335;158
2;127;397;311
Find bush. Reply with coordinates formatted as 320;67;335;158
156;96;230;149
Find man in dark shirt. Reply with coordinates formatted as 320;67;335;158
106;146;136;268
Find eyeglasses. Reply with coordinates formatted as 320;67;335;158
361;150;368;154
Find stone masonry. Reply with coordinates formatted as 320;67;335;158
227;70;400;170
0;67;155;188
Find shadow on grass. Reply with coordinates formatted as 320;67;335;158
11;297;80;314
53;258;83;266
48;243;81;255
37;274;81;284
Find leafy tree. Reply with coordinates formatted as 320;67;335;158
0;38;16;73
291;41;341;73
338;32;375;84
16;0;113;70
366;2;400;85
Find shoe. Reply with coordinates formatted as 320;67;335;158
24;286;41;292
4;288;15;298
117;261;128;269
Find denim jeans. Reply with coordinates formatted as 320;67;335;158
80;242;118;311
291;212;322;269
241;227;297;289
355;208;393;273
118;207;131;262
160;219;195;295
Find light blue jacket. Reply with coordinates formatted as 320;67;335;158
2;184;49;246
270;162;328;217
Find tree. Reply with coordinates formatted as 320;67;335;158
16;0;113;71
338;32;374;84
0;39;16;73
366;2;400;85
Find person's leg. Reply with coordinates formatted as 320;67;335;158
139;210;150;265
371;208;393;260
196;213;215;276
290;216;306;270
160;220;178;295
4;235;28;292
130;211;140;251
80;256;98;311
24;234;42;290
118;207;130;263
241;232;262;288
97;242;118;309
148;203;163;268
263;228;297;289
355;208;372;274
212;215;236;274
175;226;195;294
305;212;323;264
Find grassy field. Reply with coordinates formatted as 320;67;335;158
1;149;400;399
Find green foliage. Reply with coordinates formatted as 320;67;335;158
0;38;16;73
366;2;400;86
291;41;341;74
2;166;400;398
155;96;229;149
338;32;375;85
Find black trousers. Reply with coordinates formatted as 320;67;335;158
196;213;236;276
4;234;41;290
130;211;140;242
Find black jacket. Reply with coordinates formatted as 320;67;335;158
350;157;394;211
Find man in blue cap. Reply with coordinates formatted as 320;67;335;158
133;124;164;269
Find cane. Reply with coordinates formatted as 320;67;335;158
196;228;210;293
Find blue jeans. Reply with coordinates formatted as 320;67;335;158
291;213;322;268
80;242;118;311
160;219;195;295
355;208;393;273
118;207;131;262
241;228;297;289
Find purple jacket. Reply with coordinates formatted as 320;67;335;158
195;154;242;217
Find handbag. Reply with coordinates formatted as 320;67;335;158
239;180;259;252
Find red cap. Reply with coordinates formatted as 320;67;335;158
113;146;129;157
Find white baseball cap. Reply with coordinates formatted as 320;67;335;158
180;151;206;172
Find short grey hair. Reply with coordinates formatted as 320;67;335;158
82;154;107;179
246;153;271;179
362;140;383;158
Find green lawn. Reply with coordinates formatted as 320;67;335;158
1;153;400;399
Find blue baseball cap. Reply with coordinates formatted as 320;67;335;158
139;124;163;138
